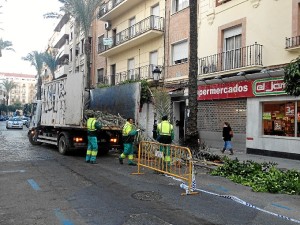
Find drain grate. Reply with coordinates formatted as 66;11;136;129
131;191;162;201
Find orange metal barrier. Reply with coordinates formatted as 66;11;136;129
133;141;198;195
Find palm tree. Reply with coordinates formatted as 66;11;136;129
185;0;199;150
42;49;61;80
1;79;17;105
0;38;15;57
58;0;104;89
22;51;44;100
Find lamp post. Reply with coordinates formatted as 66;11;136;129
152;66;161;88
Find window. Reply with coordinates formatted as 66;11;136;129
262;101;300;137
98;35;105;53
172;0;189;13
70;48;73;61
129;17;136;38
150;51;158;72
75;44;80;56
172;40;188;65
151;4;160;29
81;39;84;54
223;26;242;70
97;68;104;83
127;58;135;80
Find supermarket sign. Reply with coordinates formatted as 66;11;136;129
197;77;286;100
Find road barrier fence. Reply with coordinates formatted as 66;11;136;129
133;141;198;195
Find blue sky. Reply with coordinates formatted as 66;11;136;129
0;0;62;75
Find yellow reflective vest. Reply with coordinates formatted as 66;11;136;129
157;121;173;136
122;121;133;136
87;118;97;131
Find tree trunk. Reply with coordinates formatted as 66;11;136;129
37;76;42;100
84;40;91;89
185;0;199;150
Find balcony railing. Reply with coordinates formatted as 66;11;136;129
108;64;163;86
98;16;164;53
198;43;263;75
286;36;300;49
98;0;124;18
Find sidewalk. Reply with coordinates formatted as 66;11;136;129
203;148;300;172
192;148;300;224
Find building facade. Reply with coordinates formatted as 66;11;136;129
46;0;300;158
197;0;300;159
96;0;166;137
0;72;36;105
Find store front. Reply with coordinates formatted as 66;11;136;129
197;76;300;159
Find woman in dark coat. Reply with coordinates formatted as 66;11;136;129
222;122;233;155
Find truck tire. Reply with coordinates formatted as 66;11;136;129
28;132;42;145
58;133;69;155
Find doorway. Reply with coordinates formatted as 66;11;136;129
173;101;186;144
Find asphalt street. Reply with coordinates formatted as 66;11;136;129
0;121;299;225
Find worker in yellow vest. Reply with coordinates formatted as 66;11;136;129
156;115;174;170
119;118;140;166
86;113;102;164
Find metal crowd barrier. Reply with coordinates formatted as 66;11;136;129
133;141;198;195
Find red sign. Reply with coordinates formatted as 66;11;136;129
198;77;286;101
197;80;254;100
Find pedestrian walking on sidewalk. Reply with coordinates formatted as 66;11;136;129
222;122;233;155
119;118;140;166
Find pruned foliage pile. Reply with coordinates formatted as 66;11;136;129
211;158;300;195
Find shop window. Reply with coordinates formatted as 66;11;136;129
262;101;299;137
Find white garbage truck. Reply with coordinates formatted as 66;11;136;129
27;72;141;155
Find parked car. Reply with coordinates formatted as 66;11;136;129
21;116;30;126
6;117;23;129
0;116;5;121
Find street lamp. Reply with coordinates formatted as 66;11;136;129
152;66;161;88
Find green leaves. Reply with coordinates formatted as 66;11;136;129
284;56;300;96
210;158;300;195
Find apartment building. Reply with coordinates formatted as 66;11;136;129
49;13;71;80
164;0;190;143
197;0;300;158
96;0;165;137
0;72;36;105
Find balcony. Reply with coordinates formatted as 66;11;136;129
98;0;140;21
98;16;164;57
53;25;70;49
54;65;69;79
198;43;263;77
108;64;163;85
57;45;69;64
285;36;300;51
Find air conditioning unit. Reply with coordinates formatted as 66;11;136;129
104;22;111;30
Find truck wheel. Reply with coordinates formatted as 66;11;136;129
28;132;42;145
58;134;69;155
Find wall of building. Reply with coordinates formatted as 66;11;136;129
198;0;298;68
92;13;106;86
164;1;190;82
0;73;36;105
